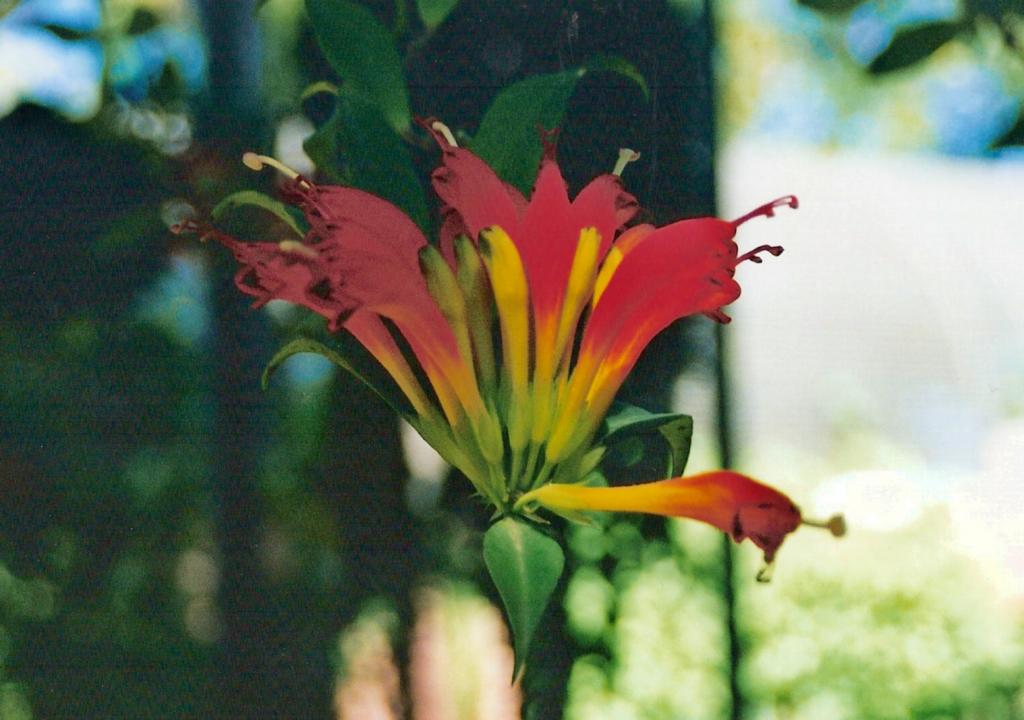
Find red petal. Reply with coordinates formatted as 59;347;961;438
195;180;443;335
570;173;638;259
517;158;574;323
665;471;803;563
422;123;524;244
517;161;640;328
195;224;352;327
709;472;802;563
284;183;474;398
280;181;445;320
583;217;740;379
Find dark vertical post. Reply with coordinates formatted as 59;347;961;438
197;0;262;137
314;373;420;715
715;323;745;720
194;2;274;718
207;277;273;720
700;1;745;714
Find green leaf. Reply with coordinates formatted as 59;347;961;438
262;336;414;417
599;402;693;477
796;0;867;13
583;55;650;100
868;21;962;74
992;109;1024;148
483;518;566;679
304;90;430;231
43;24;91;41
211;190;306;237
126;8;160;34
0;0;20;22
471;70;582;195
303;111;340;180
471;59;647;194
305;0;412;132
416;0;460;29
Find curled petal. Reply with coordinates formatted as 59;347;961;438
521;471;802;563
176;221;354;327
283;180;428;300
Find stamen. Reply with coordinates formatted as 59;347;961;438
704;309;732;324
802;514;847;538
171;218;221;244
429;121;458;148
242;152;301;180
277;240;319;260
736;244;784;265
756;561;776;583
170;218;199;236
612;148;641;177
731;195;799;227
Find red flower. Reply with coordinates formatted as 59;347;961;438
180;123;834;565
519;472;806;564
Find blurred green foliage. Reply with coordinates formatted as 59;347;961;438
793;0;1024;148
305;0;412;133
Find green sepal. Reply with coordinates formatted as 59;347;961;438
262;336;414;418
211;190;307;237
598;402;693;478
535;504;597;527
305;0;412;132
471;58;647;194
483;517;566;680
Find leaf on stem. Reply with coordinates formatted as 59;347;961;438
483;517;566;680
212;190;307;237
304;89;429;231
262;336;415;417
599;402;694;478
305;0;412;132
471;58;648;194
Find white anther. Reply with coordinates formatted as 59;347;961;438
430;121;458;148
612;148;641;177
242;152;300;180
803;514;847;538
278;240;318;260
